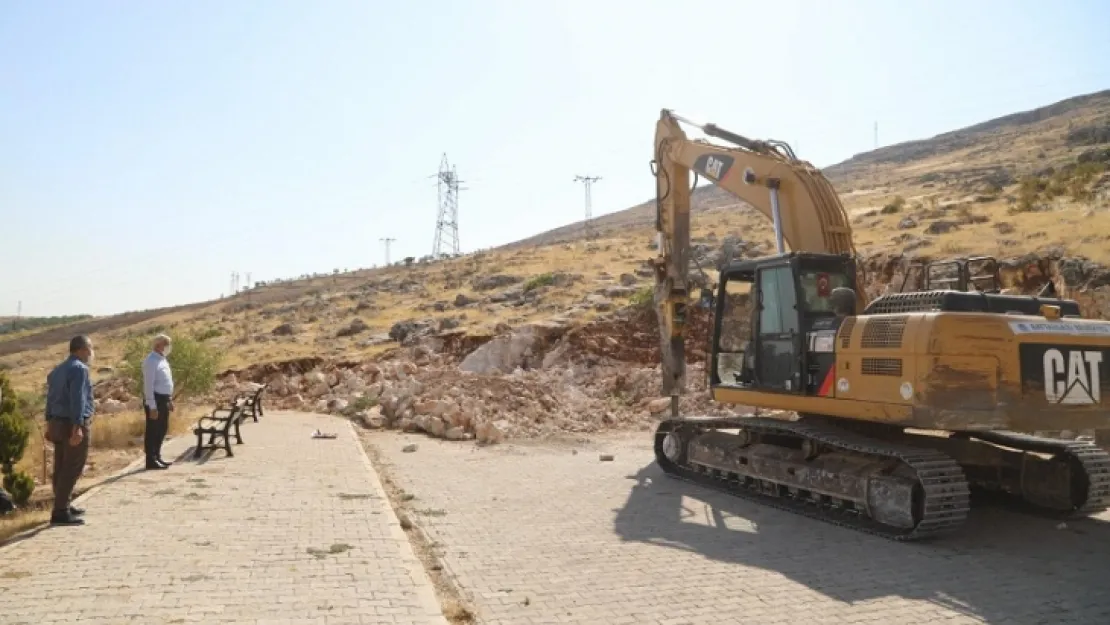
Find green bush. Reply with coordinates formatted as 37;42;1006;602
880;195;906;214
0;411;28;475
0;372;16;417
2;471;33;506
0;371;33;506
119;335;222;401
523;273;556;292
629;286;654;308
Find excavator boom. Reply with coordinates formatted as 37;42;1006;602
651;109;862;401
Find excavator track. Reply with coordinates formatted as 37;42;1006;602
960;430;1110;517
654;416;971;541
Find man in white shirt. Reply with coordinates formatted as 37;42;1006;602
141;334;175;470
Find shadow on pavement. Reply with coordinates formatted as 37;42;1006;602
614;462;1110;624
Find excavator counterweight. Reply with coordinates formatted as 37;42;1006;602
650;109;1110;540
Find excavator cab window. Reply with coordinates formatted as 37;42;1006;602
711;253;855;394
797;270;853;313
713;274;754;387
755;262;800;390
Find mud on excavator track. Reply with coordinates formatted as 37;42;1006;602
654;416;1110;541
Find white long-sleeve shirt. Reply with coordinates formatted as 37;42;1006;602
142;351;174;409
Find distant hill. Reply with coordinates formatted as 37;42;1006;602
0;314;94;337
504;88;1110;249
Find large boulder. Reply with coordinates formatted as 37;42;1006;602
458;322;570;374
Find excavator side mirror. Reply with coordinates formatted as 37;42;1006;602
698;288;715;310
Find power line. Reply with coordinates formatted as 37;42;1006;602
573;175;602;240
380;237;396;266
432;153;465;258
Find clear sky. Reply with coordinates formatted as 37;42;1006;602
1;0;1108;317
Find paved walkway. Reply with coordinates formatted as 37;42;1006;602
374;431;1110;625
0;411;446;625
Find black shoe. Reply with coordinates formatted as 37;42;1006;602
156;457;173;467
145;459;168;470
68;505;85;516
50;511;85;526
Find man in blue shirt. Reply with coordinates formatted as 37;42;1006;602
44;335;96;526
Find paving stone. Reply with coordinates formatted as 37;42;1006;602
0;411;446;625
374;430;1110;625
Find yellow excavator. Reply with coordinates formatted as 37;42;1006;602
650;109;1110;540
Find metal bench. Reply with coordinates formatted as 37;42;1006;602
192;401;247;458
231;383;269;423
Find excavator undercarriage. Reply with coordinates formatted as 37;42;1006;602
654;416;1110;540
648;108;1110;540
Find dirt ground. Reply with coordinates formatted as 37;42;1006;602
365;430;1110;625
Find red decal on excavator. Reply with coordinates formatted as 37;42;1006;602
816;273;831;297
818;366;835;397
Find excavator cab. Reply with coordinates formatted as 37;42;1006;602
710;252;856;395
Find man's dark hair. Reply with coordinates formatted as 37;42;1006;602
69;335;91;354
830;288;857;316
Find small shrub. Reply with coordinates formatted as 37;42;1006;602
0;372;33;506
880;195;906;214
523;273;555;292
0;411;28;475
2;471;33;506
192;326;224;342
0;373;15;417
629;286;654;308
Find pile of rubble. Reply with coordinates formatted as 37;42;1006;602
209;303;735;445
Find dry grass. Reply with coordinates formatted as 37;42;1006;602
0;509;50;544
17;408;195;470
89;409;197;450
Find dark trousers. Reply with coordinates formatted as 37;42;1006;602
144;393;171;461
47;419;90;515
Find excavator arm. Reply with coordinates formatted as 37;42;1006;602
651;109;862;407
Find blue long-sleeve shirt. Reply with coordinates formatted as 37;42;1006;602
45;355;94;425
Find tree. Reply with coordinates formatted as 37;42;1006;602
0;372;33;507
119;335;222;402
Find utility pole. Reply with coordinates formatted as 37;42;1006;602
242;285;254;344
245;272;251;290
573;175;602;240
432;153;465;258
380;237;396;266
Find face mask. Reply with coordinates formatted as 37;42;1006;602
164;345;172;357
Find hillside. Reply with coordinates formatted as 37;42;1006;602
2;88;1109;450
512;89;1110;258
